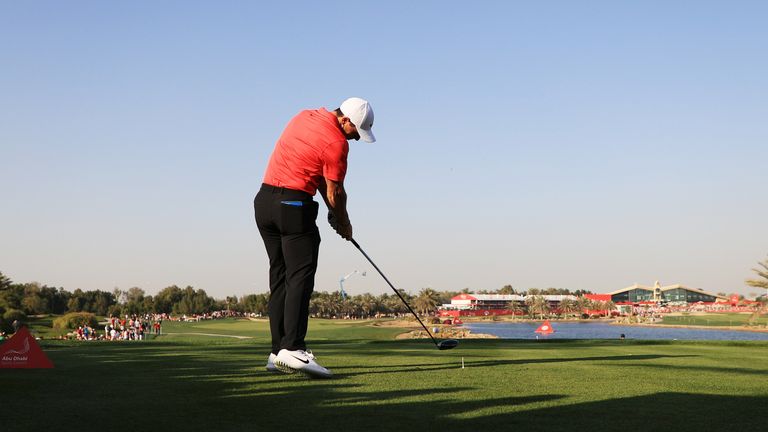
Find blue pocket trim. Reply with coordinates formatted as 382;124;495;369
280;200;304;207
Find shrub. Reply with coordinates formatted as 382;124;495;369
52;312;98;330
1;309;28;333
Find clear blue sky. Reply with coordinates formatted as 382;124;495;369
2;1;766;298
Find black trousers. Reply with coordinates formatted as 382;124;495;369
254;183;320;354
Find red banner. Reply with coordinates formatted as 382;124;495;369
0;327;54;368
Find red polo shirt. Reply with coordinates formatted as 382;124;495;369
262;108;349;195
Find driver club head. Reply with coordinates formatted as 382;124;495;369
437;339;459;350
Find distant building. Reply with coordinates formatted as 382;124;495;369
439;293;576;317
438;282;734;318
447;294;524;310
602;281;728;305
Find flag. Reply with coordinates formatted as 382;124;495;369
0;327;54;368
535;320;554;335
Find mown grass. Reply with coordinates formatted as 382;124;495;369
660;312;768;327
4;318;767;432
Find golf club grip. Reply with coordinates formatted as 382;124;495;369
351;239;439;346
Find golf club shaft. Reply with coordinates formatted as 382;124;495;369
350;239;440;346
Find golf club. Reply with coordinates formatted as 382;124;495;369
350;238;458;351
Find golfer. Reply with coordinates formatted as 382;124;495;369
254;97;375;378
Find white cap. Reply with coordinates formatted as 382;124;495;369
340;97;376;143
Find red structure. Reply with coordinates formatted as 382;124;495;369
438;293;576;317
0;327;54;369
535;320;554;335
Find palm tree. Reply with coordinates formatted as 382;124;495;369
746;255;768;299
524;296;535;318
600;300;616;317
537;296;551;319
0;271;12;290
315;292;339;318
385;294;407;317
376;293;392;317
559;298;578;319
358;293;378;318
576;296;593;317
506;300;522;319
525;295;549;319
339;297;356;318
309;293;326;317
498;284;516;295
414;288;440;316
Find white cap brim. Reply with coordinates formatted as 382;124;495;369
358;127;376;143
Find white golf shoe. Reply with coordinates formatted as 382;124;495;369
274;349;333;378
265;353;289;373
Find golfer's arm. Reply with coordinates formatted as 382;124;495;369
319;177;350;227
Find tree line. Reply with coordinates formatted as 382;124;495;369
0;271;266;317
0;270;594;328
0;271;268;332
4;253;765;331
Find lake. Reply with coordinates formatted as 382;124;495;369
463;321;768;341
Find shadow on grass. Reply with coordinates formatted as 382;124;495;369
471;392;766;432
5;339;766;432
331;354;699;377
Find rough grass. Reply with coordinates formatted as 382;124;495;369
4;318;767;432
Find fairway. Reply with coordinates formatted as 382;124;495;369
4;319;767;432
660;312;768;327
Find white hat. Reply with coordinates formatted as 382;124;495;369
340;97;376;143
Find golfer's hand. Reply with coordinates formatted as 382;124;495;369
328;212;353;241
337;223;353;241
327;212;339;230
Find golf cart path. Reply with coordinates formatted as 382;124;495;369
164;332;253;339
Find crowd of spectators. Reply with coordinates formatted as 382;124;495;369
629;302;762;317
69;314;165;341
613;302;765;324
62;311;253;340
171;310;254;322
102;315;158;340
